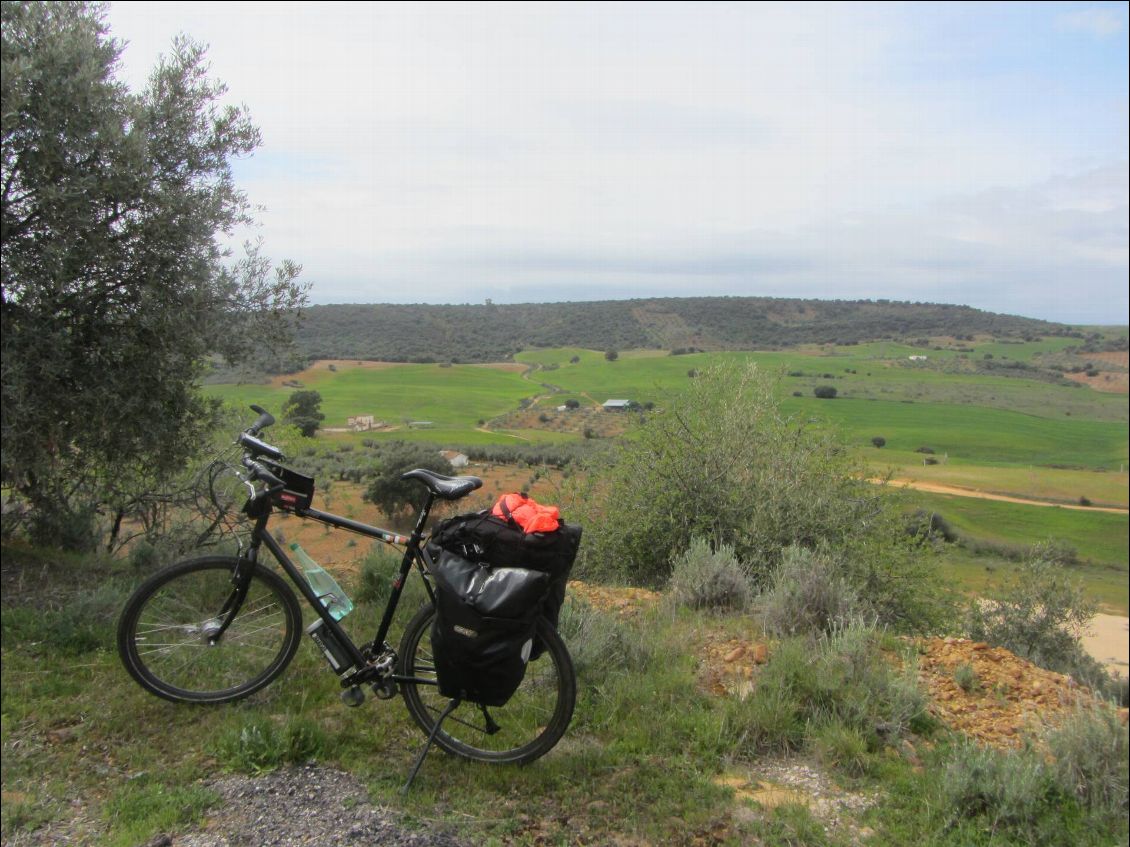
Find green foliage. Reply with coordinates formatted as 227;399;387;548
665;537;751;611
283;297;1067;366
723;621;926;761
283;389;325;437
1046;705;1129;820
1;581;128;654
362;442;451;517
965;542;1104;687
940;743;1057;842
604;349;619;361
760;545;866;637
813;384;838;399
871;436;886;448
555;597;657;684
103;779;218;847
214;714;330;774
1;2;306;548
354;544;403;605
812;721;872;777
576;361;886;587
953;662;979;693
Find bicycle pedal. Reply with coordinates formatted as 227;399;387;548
372;679;398;700
340;685;365;707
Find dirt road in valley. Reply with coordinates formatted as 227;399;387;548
876;478;1128;514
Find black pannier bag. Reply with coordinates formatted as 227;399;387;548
429;549;550;706
429;510;582;639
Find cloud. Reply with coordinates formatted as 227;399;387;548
1056;6;1126;38
105;3;1128;324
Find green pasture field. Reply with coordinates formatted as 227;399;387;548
870;455;1128;508
791;397;1128;470
206;362;535;430
517;346;1128;422
909;490;1128;611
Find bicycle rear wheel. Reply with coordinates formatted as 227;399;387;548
397;604;576;764
118;556;302;704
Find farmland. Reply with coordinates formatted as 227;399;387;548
206;334;1129;610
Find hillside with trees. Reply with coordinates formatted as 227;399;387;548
287;297;1073;365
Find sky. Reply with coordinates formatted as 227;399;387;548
106;2;1129;324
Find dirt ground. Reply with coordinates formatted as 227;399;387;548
878;478;1128;514
571;584;1128;749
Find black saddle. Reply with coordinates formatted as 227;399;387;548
400;468;482;500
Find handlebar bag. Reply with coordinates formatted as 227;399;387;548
429;549;550;706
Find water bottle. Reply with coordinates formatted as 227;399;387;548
290;543;353;620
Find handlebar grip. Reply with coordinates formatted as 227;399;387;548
246;459;285;489
239;432;284;461
247;404;276;436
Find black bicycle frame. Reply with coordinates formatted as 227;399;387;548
240;491;441;687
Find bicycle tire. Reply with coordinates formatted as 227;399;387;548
118;556;302;704
398;604;576;764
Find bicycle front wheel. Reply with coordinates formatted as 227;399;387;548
398;604;576;764
117;556;302;704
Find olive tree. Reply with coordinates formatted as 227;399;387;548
1;2;307;547
572;361;953;631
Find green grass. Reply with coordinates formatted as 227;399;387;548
3;543;1125;846
867;455;1128;507
793;397;1128;469
207;362;536;429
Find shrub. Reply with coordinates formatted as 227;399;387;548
666;538;751;612
965;543;1103;688
604;349;619;362
1078;496;1092;507
355;544;403;606
953;662;979;693
724;621;926;759
812;385;837;399
812;721;871;777
556;597;656;684
1047;705;1129;819
905;509;957;543
915;446;935;454
871;436;886;448
760;546;866;637
574;362;885;586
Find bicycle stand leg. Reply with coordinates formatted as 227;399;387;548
401;697;462;794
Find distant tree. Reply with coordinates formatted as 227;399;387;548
1;2;307;547
569;355;581;364
283;391;324;437
604;349;619;362
871;437;886;448
813;385;838;399
363;443;451;518
564;399;581;409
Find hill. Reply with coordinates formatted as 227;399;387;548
284;297;1074;365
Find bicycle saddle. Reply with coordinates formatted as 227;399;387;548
400;468;483;500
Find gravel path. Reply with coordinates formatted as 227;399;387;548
161;766;469;847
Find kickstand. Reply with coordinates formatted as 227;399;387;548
402;697;462;794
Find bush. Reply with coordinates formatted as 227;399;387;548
574;362;886;586
724;620;926;761
813;385;837;399
942;744;1048;834
1047;705;1129;819
953;662;979;693
556;597;656;684
355;544;403;606
871;436;886;448
965;543;1105;688
760;546;866;637
666;538;751;612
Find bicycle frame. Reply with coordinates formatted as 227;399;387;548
235;491;442;690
